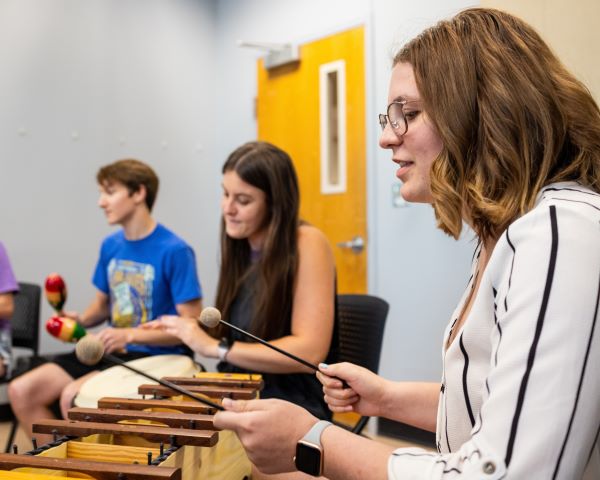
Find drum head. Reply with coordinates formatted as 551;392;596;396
74;355;200;408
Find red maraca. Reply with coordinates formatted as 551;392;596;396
44;273;86;342
45;273;67;313
45;316;87;342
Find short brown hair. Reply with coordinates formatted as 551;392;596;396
96;159;159;211
395;8;600;240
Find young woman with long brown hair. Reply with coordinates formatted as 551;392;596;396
148;141;337;422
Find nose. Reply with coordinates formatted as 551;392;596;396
98;194;106;208
221;196;235;215
379;122;403;150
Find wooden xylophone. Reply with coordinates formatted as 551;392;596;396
0;372;263;480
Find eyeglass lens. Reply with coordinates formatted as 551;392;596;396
387;102;406;134
379;101;407;134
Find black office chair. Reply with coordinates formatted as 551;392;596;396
11;282;41;362
334;294;389;434
2;282;43;452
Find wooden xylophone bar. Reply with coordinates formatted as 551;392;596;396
32;419;219;447
98;396;216;414
0;452;181;480
138;373;263;400
137;383;257;400
68;407;215;429
161;376;264;389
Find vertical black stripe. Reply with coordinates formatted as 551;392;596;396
505;206;559;466
459;334;476;427
466;244;482;286
494;322;503;366
587;426;600;465
472;377;491;437
471;241;482;262
552;267;600;478
444;391;452;452
504;229;516;312
493;287;498;324
472;412;483;435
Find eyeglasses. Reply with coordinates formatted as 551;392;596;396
378;100;415;135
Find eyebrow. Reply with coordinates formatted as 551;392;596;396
391;95;421;103
221;186;254;199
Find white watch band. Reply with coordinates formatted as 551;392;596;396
302;420;332;446
217;344;229;361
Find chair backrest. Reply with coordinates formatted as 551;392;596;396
11;282;41;355
336;294;389;373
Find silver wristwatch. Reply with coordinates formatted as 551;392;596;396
294;420;332;476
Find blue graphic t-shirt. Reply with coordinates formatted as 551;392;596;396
107;259;155;327
92;223;202;355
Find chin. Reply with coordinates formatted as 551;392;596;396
400;186;432;204
225;229;246;240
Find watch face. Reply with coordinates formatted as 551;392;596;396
295;441;322;476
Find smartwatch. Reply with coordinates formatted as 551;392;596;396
217;337;231;361
294;420;332;476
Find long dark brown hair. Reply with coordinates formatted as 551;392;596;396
213;141;300;340
395;8;600;241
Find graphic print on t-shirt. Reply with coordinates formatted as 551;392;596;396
107;259;154;327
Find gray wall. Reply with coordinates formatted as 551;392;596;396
0;0;476;381
0;0;220;353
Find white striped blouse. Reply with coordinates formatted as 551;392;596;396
389;182;600;479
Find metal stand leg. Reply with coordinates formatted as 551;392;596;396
4;419;18;453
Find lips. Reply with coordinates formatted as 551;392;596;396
395;160;414;178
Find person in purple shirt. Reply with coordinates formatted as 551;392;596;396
0;242;19;379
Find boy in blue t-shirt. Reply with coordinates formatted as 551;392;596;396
9;159;203;441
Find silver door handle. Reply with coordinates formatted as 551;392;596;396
336;235;365;254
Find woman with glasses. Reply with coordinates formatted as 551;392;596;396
213;8;600;479
146;141;337;425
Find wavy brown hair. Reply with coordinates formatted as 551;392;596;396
395;8;600;241
213;141;300;340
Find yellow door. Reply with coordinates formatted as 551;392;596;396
257;26;366;293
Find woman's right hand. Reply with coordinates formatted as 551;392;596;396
141;316;219;357
317;362;389;417
142;315;199;344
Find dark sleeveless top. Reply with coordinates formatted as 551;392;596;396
217;268;339;420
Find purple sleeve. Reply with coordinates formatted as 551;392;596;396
0;243;18;294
